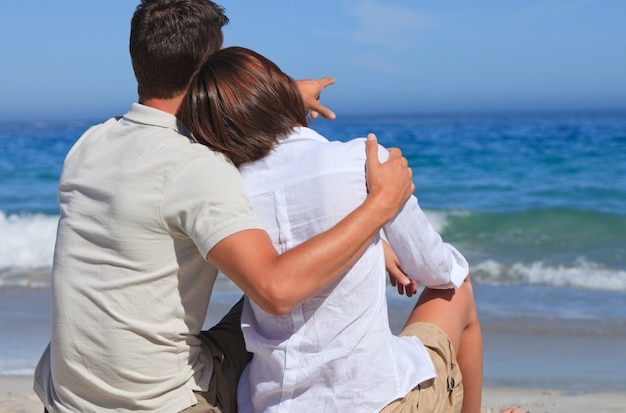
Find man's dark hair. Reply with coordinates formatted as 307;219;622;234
130;0;228;100
179;47;308;165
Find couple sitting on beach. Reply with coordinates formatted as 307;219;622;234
33;1;519;412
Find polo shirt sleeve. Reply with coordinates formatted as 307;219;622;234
162;149;264;259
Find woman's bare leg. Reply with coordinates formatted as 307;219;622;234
404;276;483;413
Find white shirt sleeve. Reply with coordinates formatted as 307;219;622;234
377;145;468;288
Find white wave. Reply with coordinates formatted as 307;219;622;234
472;258;626;292
0;209;452;287
422;209;454;233
0;211;58;271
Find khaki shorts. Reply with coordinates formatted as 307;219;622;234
386;322;463;413
182;296;252;413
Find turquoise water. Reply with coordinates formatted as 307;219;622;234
2;111;626;300
317;112;626;289
1;112;625;388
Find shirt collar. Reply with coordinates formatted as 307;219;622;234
123;102;191;138
279;126;329;144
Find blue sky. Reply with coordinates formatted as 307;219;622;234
1;0;624;122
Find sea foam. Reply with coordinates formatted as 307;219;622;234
0;211;57;272
472;258;626;292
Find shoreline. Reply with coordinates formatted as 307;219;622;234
3;375;626;413
3;286;626;411
0;376;40;413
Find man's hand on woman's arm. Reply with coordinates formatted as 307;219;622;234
364;133;414;222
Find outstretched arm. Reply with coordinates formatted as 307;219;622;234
208;134;415;315
296;77;336;120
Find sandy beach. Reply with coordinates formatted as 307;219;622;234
2;286;626;412
0;376;39;413
2;375;625;413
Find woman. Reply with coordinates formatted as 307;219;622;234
179;47;483;413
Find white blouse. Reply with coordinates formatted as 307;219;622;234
237;127;468;412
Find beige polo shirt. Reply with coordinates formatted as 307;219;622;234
34;103;261;412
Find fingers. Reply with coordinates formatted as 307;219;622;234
317;76;336;89
383;146;415;198
398;280;417;297
389;268;410;287
390;276;417;297
364;133;414;222
296;77;337;121
365;133;380;174
309;103;335;120
407;280;417;297
387;147;411;176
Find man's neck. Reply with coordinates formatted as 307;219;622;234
141;94;185;116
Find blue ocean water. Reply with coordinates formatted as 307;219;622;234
314;112;626;292
1;112;626;389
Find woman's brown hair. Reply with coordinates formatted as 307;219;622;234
178;46;308;165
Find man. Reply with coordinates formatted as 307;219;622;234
33;1;414;412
